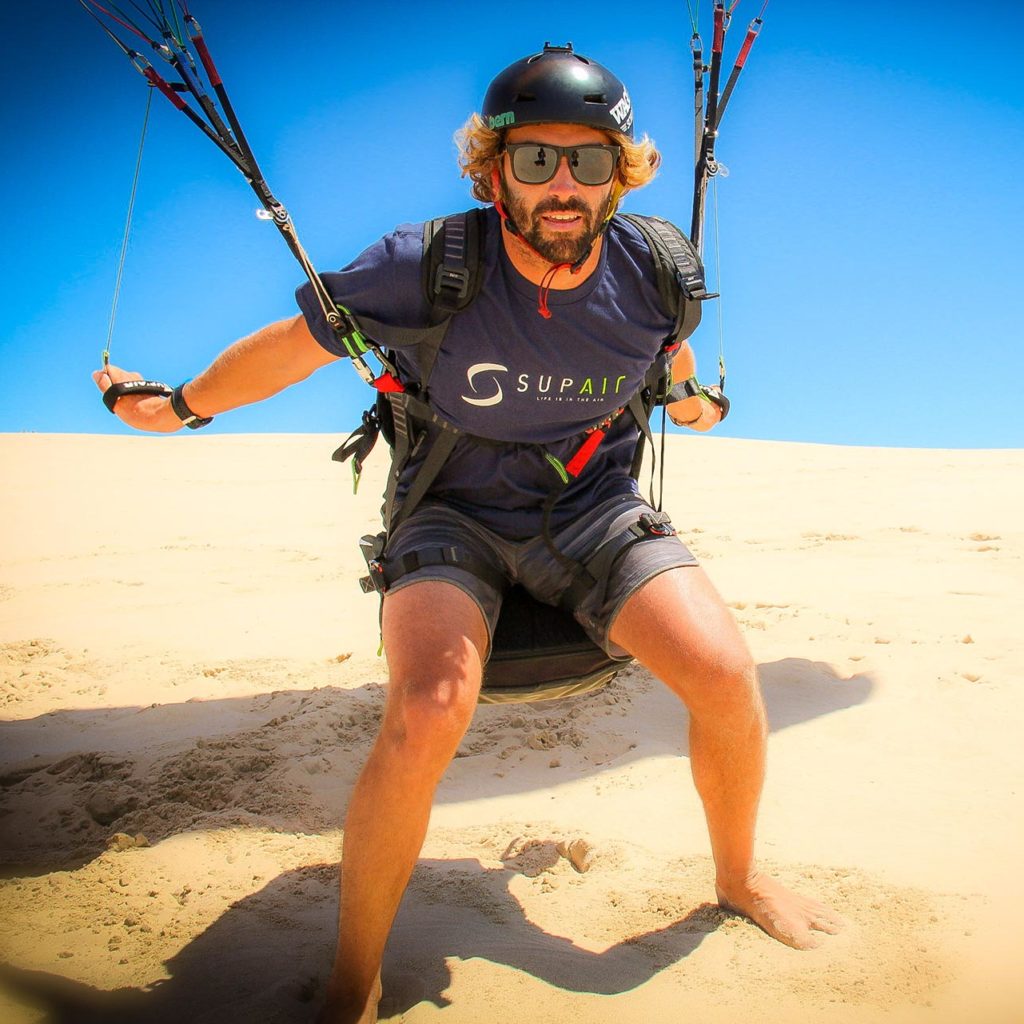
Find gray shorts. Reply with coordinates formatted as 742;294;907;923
384;494;698;659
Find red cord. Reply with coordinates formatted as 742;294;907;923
495;200;588;318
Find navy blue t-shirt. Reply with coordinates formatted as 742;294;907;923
297;207;676;539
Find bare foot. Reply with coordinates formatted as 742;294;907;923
716;871;843;949
316;972;382;1024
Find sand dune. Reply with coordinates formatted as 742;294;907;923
2;432;1022;1023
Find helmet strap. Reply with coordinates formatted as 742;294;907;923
491;166;521;236
604;180;625;224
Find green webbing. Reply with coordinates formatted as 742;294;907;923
544;453;569;484
333;304;370;357
685;0;701;35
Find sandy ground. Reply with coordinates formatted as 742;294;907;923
1;431;1022;1024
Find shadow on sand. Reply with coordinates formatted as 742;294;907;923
0;853;729;1023
1;657;875;875
0;655;873;1019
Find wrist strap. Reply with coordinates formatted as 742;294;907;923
170;383;214;429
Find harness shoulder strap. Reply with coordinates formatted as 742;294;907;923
612;214;712;506
417;207;488;388
618;212;708;345
372;209;491;535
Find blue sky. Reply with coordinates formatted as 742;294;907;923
3;0;1022;447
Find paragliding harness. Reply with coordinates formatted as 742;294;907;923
84;0;763;703
332;208;718;703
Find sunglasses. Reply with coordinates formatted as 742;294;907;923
504;142;621;187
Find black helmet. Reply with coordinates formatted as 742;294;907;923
482;42;634;140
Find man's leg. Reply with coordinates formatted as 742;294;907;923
610;565;842;948
320;581;488;1024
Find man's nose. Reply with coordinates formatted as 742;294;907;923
545;154;580;194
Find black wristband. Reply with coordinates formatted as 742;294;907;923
170;383;214;429
665;376;730;423
664;376;704;404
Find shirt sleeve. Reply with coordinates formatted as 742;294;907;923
295;222;432;356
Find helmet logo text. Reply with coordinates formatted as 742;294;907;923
488;112;516;130
609;89;632;127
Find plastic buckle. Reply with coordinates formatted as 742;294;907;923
639;512;676;537
359;560;387;595
675;269;713;301
434;263;470;301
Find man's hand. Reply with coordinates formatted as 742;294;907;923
666;385;726;432
93;364;183;433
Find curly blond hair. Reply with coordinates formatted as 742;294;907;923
454;113;661;203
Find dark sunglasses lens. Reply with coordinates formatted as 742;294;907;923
571;147;615;185
511;145;559;184
510;145;616;186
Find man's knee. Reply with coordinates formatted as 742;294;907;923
379;667;481;771
612;566;761;715
680;648;763;721
377;579;488;767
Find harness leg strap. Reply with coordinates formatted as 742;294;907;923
558;511;677;612
359;540;508;597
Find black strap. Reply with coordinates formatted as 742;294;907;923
386;408;461;534
664;377;731;420
620;213;709;344
332;405;382;478
102;379;172;413
422;209;487;322
628;388;663;507
382;391;418;532
362;209;491;534
170;383;214;428
665;376;704;402
558;510;677;611
413;208;489;387
381;544;507;594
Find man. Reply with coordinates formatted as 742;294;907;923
95;43;840;1024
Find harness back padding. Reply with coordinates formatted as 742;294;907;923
480;585;624;703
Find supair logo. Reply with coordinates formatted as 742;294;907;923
488;111;516;130
462;363;508;407
460;364;629;407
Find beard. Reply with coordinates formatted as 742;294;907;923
499;184;612;265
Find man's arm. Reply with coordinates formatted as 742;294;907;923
93;314;340;433
664;339;723;433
